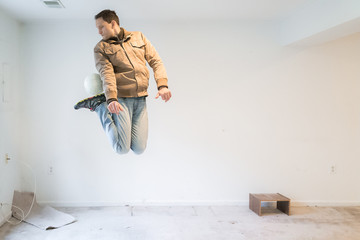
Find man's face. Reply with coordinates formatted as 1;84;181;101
96;17;116;40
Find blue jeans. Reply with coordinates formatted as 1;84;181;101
95;97;148;154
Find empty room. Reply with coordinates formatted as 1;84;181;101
1;0;360;239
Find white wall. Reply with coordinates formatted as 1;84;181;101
18;18;360;206
0;8;22;225
279;0;360;45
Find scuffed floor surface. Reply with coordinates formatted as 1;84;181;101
1;206;360;240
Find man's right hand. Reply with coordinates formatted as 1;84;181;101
107;101;124;114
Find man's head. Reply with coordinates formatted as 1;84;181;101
95;10;120;40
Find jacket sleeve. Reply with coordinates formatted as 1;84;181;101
94;44;118;100
141;33;168;88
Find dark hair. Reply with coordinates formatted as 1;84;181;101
95;9;120;26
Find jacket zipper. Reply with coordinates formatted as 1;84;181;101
119;39;139;97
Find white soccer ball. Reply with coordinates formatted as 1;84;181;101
84;73;103;95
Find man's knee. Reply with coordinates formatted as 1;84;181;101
114;145;130;155
131;145;146;155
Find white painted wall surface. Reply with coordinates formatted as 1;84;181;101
17;18;360;206
279;0;360;45
0;7;21;226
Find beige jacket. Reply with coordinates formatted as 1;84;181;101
94;28;168;100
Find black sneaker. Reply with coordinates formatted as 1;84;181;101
74;93;106;111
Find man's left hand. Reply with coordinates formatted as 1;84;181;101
155;87;172;102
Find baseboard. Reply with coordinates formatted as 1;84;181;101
291;201;360;207
0;211;12;227
37;200;360;208
38;200;249;207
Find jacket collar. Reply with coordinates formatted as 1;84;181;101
105;27;132;43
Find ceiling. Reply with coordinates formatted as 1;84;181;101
0;0;314;22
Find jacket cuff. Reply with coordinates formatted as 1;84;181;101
158;85;168;90
107;98;118;104
156;78;168;89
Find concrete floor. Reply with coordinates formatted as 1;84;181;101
1;205;360;240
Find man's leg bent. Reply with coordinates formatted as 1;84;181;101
95;102;131;154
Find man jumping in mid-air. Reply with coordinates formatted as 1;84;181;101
74;9;171;154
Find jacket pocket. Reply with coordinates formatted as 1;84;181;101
130;41;146;59
103;45;128;67
104;45;122;55
130;40;145;48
